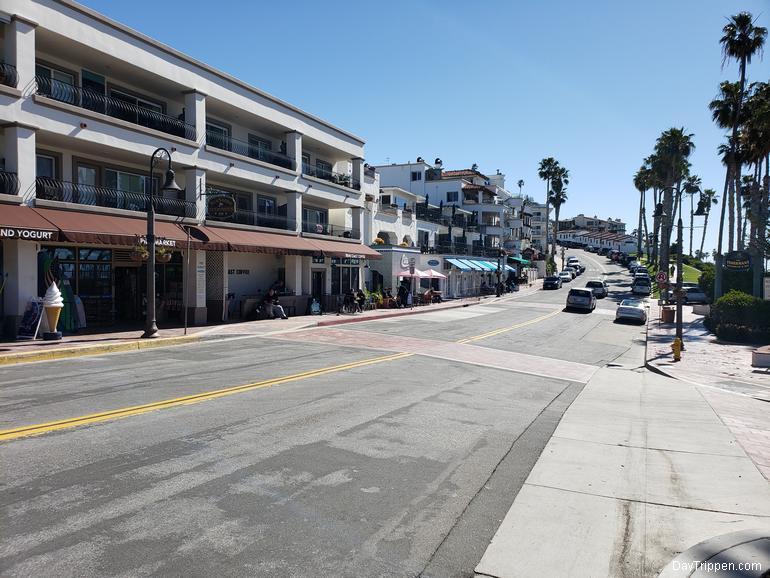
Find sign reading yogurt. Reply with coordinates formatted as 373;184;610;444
0;227;56;241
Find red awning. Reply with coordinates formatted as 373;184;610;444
0;204;60;242
31;208;212;250
203;225;316;254
306;237;383;259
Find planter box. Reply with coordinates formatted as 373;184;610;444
692;303;710;316
752;345;770;368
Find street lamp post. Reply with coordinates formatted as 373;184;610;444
143;147;182;338
496;249;505;296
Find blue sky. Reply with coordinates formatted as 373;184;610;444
82;0;770;254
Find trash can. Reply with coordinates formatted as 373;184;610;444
661;306;675;323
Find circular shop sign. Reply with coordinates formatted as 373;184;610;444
427;259;440;267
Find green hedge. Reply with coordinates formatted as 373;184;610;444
706;290;770;343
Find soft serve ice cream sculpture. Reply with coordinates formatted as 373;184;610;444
43;281;64;336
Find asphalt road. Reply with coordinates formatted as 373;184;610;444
0;249;647;577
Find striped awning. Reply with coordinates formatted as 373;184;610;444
446;258;471;271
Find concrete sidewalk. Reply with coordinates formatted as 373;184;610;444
475;367;770;578
0;282;542;365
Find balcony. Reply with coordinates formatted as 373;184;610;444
415;205;447;226
35;76;196;141
0;63;18;89
35;177;196;218
302;163;360;191
205;131;295;170
0;170;20;195
206;206;295;230
302;221;360;240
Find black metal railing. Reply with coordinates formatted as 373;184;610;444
0;63;18;89
302;163;360;191
35;76;196;141
205;130;294;170
415;205;447;225
364;166;376;178
302;221;360;239
0;170;20;195
207;206;295;231
35;177;196;218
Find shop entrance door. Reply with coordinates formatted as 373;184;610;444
311;270;325;299
114;266;142;322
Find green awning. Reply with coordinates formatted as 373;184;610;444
509;256;531;265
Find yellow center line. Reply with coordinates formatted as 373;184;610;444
456;309;561;344
0;352;413;442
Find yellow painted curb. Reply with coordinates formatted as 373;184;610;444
0;334;202;366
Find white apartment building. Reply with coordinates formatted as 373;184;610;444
527;201;550;252
375;159;528;258
0;1;381;336
558;214;627;234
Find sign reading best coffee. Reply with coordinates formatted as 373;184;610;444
0;227;56;241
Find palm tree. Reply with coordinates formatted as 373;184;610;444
633;165;652;257
683;174;702;256
517;179;524;197
699;188;719;258
716;12;767;296
537;158;558;253
653;128;695;273
548;175;568;255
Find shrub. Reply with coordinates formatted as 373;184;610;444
707;290;770;343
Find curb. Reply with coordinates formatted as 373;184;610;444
315;299;480;327
0;334;202;366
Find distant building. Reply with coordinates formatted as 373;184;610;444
558;214;626;234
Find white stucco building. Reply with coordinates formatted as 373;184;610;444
0;0;381;336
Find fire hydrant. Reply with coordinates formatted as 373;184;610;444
671;338;682;362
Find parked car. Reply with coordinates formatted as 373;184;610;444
586;245;598;253
633;270;650;280
558;271;573;283
615;299;648;324
566;287;597;312
567;259;584;274
598;247;609;256
543;276;563;290
668;286;709;304
631;278;652;296
585;279;608;298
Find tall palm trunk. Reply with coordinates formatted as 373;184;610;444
699;205;710;258
642;195;651;262
637;190;644;256
735;166;744;250
544;180;550;255
714;164;731;299
728;172;736;252
689;193;695;256
651;187;661;267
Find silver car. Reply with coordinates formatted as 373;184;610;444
585;279;608;298
616;299;647;324
566;287;597;312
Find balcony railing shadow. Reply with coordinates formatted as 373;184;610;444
302;221;360;239
207;206;295;231
35;76;196;141
35;177;196;218
205;131;295;170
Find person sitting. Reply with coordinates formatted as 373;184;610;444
263;287;288;319
355;289;366;312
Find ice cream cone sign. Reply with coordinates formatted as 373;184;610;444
43;281;64;339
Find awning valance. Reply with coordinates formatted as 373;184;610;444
446;258;471;271
32;208;211;249
0;204;59;242
307;237;383;259
204;225;313;254
509;256;531;265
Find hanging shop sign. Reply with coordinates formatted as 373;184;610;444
0;227;56;241
207;194;236;219
725;250;750;272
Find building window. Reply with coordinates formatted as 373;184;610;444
109;88;164;126
446;191;458;203
411;171;422;182
256;195;275;214
35;64;76;104
316;159;333;178
206;120;231;150
248;135;272;161
36;154;56;178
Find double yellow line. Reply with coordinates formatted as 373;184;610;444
0;352;411;442
2;306;563;442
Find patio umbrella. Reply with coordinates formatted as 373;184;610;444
426;268;447;279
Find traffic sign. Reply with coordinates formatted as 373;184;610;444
655;271;668;283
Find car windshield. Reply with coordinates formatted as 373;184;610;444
620;299;642;307
586;281;602;287
545;276;559;281
569;289;589;296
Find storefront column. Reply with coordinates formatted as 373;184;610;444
351;207;364;240
5;15;36;92
185;167;206;221
284;255;303;295
2;239;38;337
184;90;206;147
4;124;36;199
286;192;301;233
301;256;311;294
285;131;302;173
184;249;207;325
